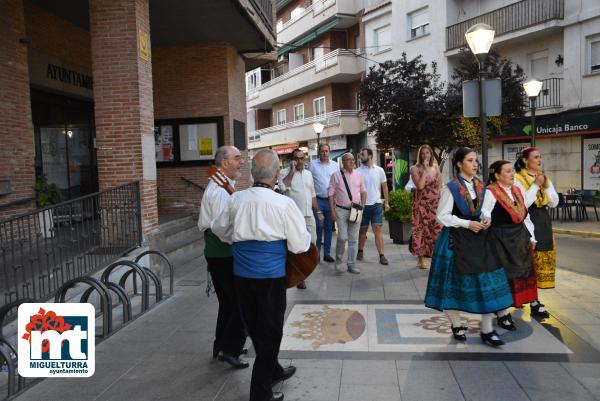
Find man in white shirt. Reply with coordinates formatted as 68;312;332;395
309;143;339;262
197;145;248;368
212;149;310;401
280;148;324;289
357;148;390;265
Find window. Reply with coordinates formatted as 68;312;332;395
355;92;361;110
276;109;286;125
408;7;430;40
293;103;304;121
529;50;548;78
313;97;326;118
246;68;261;91
154;117;223;164
589;36;600;73
373;25;391;53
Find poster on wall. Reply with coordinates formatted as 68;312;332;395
154;125;174;162
503;141;531;163
583;137;600;190
392;148;409;190
179;123;218;161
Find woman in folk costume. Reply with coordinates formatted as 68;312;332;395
514;147;558;319
481;160;539;331
425;147;513;347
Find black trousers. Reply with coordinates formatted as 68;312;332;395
206;257;246;357
235;276;286;401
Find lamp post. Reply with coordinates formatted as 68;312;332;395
465;23;495;181
313;122;324;147
523;78;543;146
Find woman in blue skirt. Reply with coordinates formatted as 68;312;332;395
425;147;514;347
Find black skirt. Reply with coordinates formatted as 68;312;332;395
489;224;533;280
450;227;498;275
529;206;554;251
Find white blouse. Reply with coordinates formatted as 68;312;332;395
436;179;477;229
480;184;537;243
514;174;559;208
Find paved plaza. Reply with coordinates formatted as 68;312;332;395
12;229;600;401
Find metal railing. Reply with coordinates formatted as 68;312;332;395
277;0;336;32
246;49;362;96
249;0;274;29
535;77;562;109
249;109;361;142
0;181;142;313
446;0;564;50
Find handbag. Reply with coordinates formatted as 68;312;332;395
340;169;363;223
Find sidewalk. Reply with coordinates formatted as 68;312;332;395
553;219;600;238
12;230;600;401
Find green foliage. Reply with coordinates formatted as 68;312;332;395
385;190;413;222
35;175;63;208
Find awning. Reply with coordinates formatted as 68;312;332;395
277;18;340;56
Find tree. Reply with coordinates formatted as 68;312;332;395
359;53;452;152
446;49;527;147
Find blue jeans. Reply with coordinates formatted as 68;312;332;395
314;197;333;256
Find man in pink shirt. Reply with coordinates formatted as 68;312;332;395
329;152;367;274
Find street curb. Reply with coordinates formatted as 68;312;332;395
553;228;600;239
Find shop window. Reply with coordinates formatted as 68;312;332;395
154;117;223;165
276;109;287;125
293;103;304;121
408;7;429;40
313;96;326;118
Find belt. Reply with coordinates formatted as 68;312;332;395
316;196;329;200
336;204;351;210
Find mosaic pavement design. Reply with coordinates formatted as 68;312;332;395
281;303;574;355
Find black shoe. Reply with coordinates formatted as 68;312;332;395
356;250;364;261
296;281;307;289
497;313;517;331
451;325;467;341
270;393;284;401
218;353;249;369
272;366;296;385
212;343;219;359
323;255;335;263
531;302;550;319
480;331;504;347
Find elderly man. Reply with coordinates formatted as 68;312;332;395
279;148;324;289
197;145;248;368
212;149;311;401
309;143;339;262
357;148;390;265
329;152;366;274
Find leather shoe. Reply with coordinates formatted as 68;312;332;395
296;281;307;289
480;330;504;347
323;255;335;263
218;353;249;369
272;366;296;385
270;392;284;401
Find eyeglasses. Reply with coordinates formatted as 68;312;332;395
342;158;355;162
293;156;305;160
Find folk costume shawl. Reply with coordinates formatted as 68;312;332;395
515;169;550;207
447;176;486;217
487;183;527;224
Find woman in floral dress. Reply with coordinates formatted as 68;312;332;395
410;145;442;269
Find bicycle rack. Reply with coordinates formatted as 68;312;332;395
101;260;150;314
81;281;132;324
134;250;174;296
0;345;16;398
55;277;113;338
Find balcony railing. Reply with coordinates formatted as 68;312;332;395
277;0;336;32
249;109;361;142
247;49;362;97
446;0;564;50
0;181;142;310
527;77;562;109
249;0;274;29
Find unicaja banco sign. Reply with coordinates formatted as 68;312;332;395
504;111;600;140
18;303;95;377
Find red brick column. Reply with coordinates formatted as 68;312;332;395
0;0;35;219
89;0;158;235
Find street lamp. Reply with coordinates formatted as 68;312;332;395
523;78;544;146
465;23;495;181
313;122;324;146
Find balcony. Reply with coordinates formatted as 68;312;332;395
246;49;365;109
526;77;562;110
277;0;362;45
446;0;564;51
248;110;365;148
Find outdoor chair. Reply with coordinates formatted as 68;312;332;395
581;190;599;221
553;193;571;221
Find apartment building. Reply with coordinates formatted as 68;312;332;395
246;0;369;164
0;0;276;230
361;0;600;191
